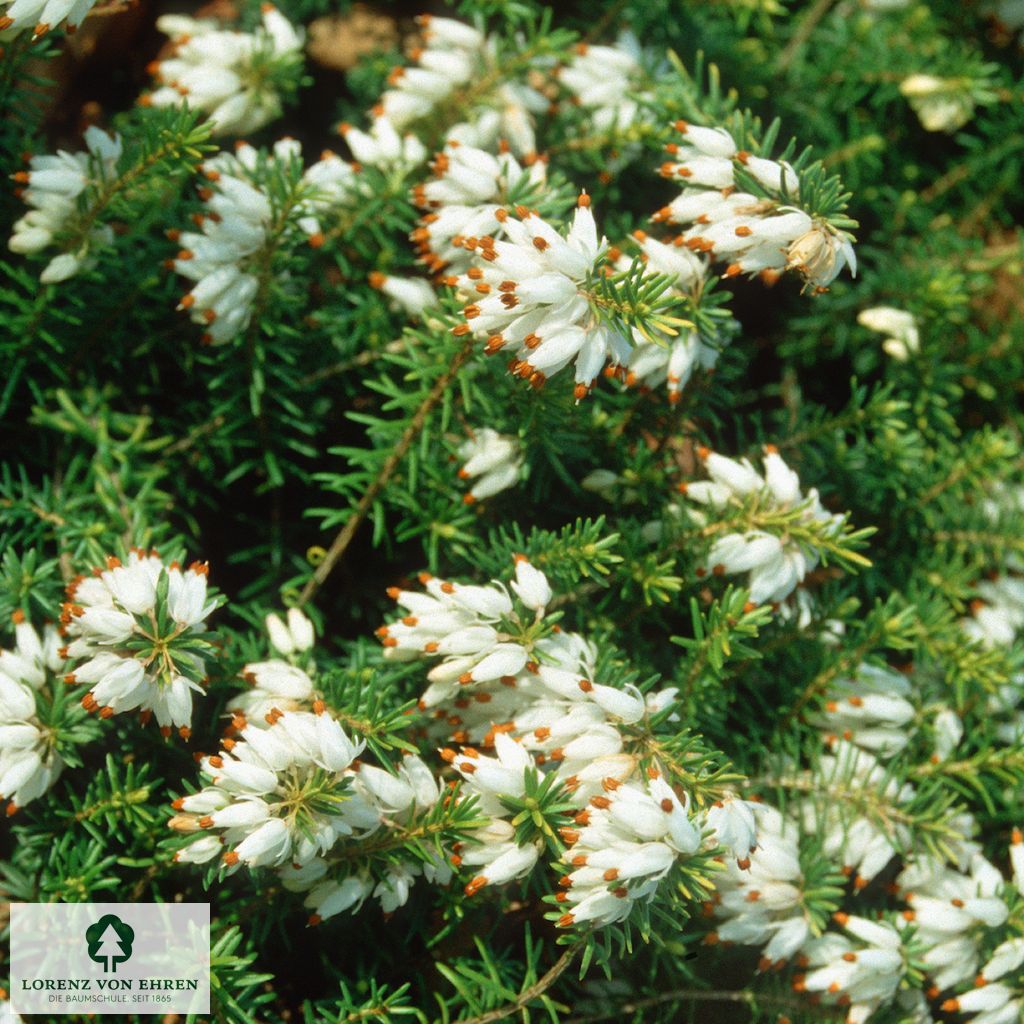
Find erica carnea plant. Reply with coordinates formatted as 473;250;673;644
2;0;1024;1022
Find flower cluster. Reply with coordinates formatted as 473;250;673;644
655;120;856;288
711;791;1024;1024
143;6;303;137
377;15;546;156
554;765;701;928
616;232;733;403
173;604;462;921
899;74;976;133
809;662;916;757
379;557;746;927
411;140;549;274
298;755;453;919
367;272;436;319
173;709;365;869
457;428;523;503
681;447;844;605
0;0;95;38
558;35;651;135
0;616;65;813
801;741;918;888
172;139;360;342
62;550;219;734
172;140;289;343
232;608;317;723
174;707;452;920
961;572;1024;746
858;306;921;361
706;627;1024;1024
795;914;906;1024
452;197;635;398
710;802;813;963
8;127;121;283
337;117;427;174
898;842;1009;992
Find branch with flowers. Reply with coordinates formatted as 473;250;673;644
2;1;1024;1023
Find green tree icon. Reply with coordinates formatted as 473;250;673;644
86;914;134;973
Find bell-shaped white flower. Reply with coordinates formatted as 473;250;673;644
145;7;303;137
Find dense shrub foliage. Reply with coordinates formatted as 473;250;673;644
2;0;1024;1021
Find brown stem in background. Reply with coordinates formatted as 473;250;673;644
298;334;477;605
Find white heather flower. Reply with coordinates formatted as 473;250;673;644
858;306;921;361
447;731;534;816
233;661;315;724
0;613;62;689
618;233;733;403
377;559;544;706
63;550;218;735
371;561;716;924
172;144;278;343
944;984;1023;1024
9;127;121;283
377;16;483;126
897;847;1009;992
380;559;649;755
297;149;359;244
933;706;964;760
811;662;916;757
145;6;303;137
773;587;847;645
411;141;548;274
457;428;523;503
368;272;437;319
0;618;66;813
265;608;315;656
297;873;373;922
801;741;915;887
378;563;653;812
704;793;759;867
510;554;552;610
461;820;543;896
655;120;855;289
374;863;420;913
178;709;365;869
174;141;365;340
0;0;94;37
338;116;427;172
899;74;976;133
980;937;1024;984
0;705;56;811
799;915;905;1024
174;139;345;343
555;766;700;930
559;35;649;134
683;446;844;605
274;752;448;922
961;576;1024;648
711;804;810;965
453;196;633;399
378;16;546;156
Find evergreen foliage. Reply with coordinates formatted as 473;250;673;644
1;0;1023;1022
